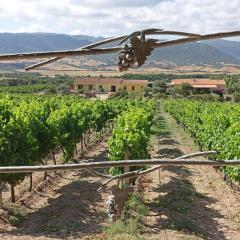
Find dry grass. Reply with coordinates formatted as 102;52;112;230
12;62;240;77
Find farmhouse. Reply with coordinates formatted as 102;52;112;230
170;79;226;92
72;77;149;93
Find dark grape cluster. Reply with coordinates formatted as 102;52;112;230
117;46;136;72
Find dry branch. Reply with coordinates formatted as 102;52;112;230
153;31;240;48
0;30;239;63
25;35;129;71
0;47;123;61
1;151;240;175
97;151;217;191
26;29;202;70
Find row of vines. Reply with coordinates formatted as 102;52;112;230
0;84;57;93
0;94;143;204
108;100;156;178
163;99;240;181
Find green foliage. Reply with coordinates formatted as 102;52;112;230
224;75;240;94
152;80;167;94
0;84;57;93
233;93;240;103
143;87;152;98
125;193;148;216
228;83;240;94
0;73;74;95
172;83;194;96
108;101;156;175
106;218;143;237
154;92;168;99
122;73;220;82
186;93;224;102
106;193;147;239
0;72;73;86
163;99;240;181
0;94;131;190
108;90;129;99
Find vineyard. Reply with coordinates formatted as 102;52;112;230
0;94;240;239
163;99;240;181
0;84;57;93
0;94;156;204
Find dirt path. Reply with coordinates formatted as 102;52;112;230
143;111;240;240
0;140;110;240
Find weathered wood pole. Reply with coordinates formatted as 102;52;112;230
0;182;3;208
124;152;130;186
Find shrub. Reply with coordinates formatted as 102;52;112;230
108;90;128;99
233;93;240;103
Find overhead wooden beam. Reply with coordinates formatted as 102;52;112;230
0;30;239;62
0;47;123;61
153;30;240;48
25;35;129;71
0;158;239;174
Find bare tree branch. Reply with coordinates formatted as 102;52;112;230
97;151;216;191
0;30;239;69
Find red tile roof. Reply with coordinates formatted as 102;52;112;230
74;78;149;85
171;79;225;86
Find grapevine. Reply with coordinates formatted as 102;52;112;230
163;99;240;181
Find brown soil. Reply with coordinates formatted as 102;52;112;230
0;136;111;240
142;111;240;240
0;111;240;240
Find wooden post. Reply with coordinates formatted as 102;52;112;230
124;153;129;186
75;143;78;155
40;159;48;180
158;169;161;184
10;183;15;203
81;138;84;151
87;130;91;144
83;134;87;148
52;150;56;165
29;174;33;192
0;182;3;208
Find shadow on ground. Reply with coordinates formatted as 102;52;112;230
147;113;226;239
4;148;109;239
148;166;225;239
6;180;106;239
82;148;108;163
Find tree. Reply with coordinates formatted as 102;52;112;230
174;83;193;96
233;93;240;103
227;83;240;94
152;80;167;94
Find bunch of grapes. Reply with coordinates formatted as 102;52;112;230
118;47;136;72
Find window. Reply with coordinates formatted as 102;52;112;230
89;85;93;90
132;86;135;91
78;84;83;89
99;85;104;92
111;85;116;92
124;86;127;90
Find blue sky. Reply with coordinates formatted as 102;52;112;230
0;0;239;39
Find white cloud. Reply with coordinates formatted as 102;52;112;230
0;0;239;38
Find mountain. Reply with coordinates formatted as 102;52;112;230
0;33;92;53
150;41;240;66
204;39;240;61
0;32;239;67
